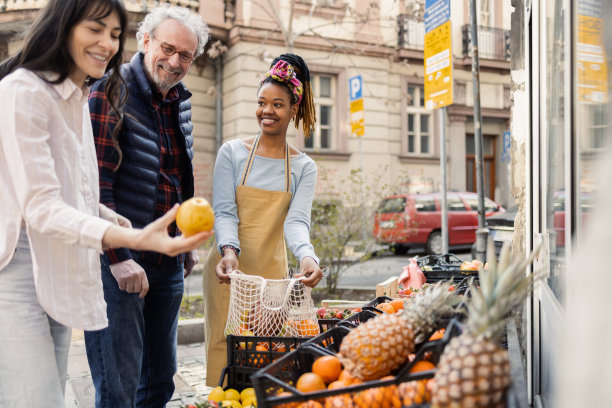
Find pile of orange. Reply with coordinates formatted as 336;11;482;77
297;319;320;337
376;298;405;314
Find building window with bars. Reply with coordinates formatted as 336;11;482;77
304;74;335;150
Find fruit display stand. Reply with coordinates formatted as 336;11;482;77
250;319;462;408
250;318;528;408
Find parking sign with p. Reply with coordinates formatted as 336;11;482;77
349;75;364;137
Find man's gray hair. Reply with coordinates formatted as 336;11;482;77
136;6;210;58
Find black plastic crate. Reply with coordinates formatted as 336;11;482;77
417;255;482;285
317;318;340;333
251;319;463;408
338;309;379;328
363;295;394;308
302;325;351;354
221;335;309;389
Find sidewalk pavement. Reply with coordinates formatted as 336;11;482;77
65;330;213;408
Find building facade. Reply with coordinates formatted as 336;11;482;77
0;0;513;207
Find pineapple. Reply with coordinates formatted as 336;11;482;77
339;281;461;381
431;239;542;407
324;394;353;408
398;379;432;405
352;377;402;408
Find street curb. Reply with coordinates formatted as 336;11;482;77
178;318;205;345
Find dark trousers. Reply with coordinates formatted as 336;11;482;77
85;255;184;408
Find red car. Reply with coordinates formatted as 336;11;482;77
373;192;504;254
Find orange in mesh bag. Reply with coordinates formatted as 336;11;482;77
224;271;321;338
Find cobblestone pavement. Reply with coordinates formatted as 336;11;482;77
65;330;213;408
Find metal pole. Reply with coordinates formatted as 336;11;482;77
470;0;488;261
440;107;448;254
359;137;363;171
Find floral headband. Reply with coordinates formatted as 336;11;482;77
261;60;304;104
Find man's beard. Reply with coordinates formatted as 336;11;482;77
144;53;184;92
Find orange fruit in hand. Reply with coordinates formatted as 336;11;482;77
312;355;342;384
176;197;214;237
296;372;326;393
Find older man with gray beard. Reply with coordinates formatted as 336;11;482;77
84;7;209;407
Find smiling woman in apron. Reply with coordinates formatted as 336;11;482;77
203;54;323;386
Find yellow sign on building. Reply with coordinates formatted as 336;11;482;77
424;20;453;110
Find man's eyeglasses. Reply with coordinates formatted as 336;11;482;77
157;41;195;64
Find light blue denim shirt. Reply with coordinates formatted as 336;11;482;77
212;139;319;264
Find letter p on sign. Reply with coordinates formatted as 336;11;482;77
349;75;362;101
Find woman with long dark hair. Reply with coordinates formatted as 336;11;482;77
202;53;323;385
0;1;211;405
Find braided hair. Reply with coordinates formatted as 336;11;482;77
263;53;317;137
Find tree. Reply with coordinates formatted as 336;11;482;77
300;166;404;293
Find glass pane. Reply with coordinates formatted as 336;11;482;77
305;136;314;148
421;135;429;153
464;195;478;211
321;129;330;148
447;195;466;211
319;76;331;98
419;86;425;106
575;0;609;255
545;0;567;302
320;105;330;125
408;114;414;132
408;134;415;152
483;136;494;155
407;86;415;106
467;162;474;191
378;197;406;213
484;198;499;212
466;134;475;154
414;196;436;212
420;115;429;133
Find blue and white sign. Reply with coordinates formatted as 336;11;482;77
349;75;362;101
501;131;511;163
424;0;450;33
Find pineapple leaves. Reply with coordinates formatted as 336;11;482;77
467;239;543;339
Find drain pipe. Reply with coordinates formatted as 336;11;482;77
214;55;223;152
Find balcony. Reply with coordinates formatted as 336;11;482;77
397;13;424;51
462;24;510;61
0;0;200;13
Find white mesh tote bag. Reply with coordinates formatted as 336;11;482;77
224;271;320;338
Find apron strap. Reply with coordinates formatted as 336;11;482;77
240;135;291;193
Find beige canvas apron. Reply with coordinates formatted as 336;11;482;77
203;136;292;386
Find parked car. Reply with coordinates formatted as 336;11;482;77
471;206;517;259
373;192;505;254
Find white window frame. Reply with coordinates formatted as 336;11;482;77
305;74;336;151
293;65;348;156
402;82;433;156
